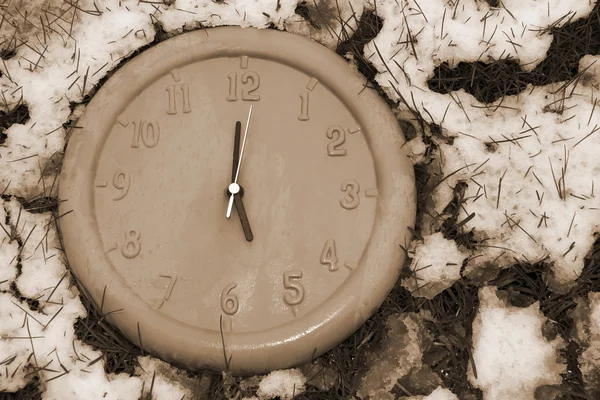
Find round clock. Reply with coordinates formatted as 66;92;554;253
58;26;416;374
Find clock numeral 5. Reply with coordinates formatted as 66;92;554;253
220;283;239;315
326;125;346;156
227;71;260;102
131;119;160;148
283;270;305;306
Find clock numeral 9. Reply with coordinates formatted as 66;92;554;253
220;283;239;315
320;239;339;272
340;179;360;210
112;172;130;201
283;270;305;306
131;119;160;148
227;71;260;102
121;229;141;259
326;125;346;157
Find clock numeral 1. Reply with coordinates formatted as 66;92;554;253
320;239;339;272
166;83;191;115
298;91;309;121
220;283;239;315
226;71;261;102
131;119;160;148
283;270;305;306
326;125;347;156
340;179;360;210
121;229;141;259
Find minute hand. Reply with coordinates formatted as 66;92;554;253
226;105;253;218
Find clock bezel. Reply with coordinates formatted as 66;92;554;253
58;26;416;374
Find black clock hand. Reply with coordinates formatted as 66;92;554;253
230;120;253;242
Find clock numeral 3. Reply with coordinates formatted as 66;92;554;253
326;125;346;156
320;239;339;272
166;83;191;115
220;283;239;315
283;270;305;306
112;171;130;201
131;119;160;148
226;71;260;102
340;179;360;210
121;229;141;259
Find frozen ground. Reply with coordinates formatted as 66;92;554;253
1;0;600;399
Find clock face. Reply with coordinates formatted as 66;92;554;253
58;27;415;374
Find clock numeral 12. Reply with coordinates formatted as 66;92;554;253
166;83;191;115
131;119;160;148
226;71;260;102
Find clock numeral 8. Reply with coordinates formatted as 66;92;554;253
227;71;260;102
220;283;239;315
340;179;360;210
121;229;141;259
283;270;305;306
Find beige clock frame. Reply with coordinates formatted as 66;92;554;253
58;26;416;375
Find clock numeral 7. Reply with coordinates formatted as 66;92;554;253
226;71;260;102
131;119;160;148
220;283;239;315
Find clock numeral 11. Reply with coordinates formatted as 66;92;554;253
166;83;191;115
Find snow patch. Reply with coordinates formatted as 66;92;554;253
256;369;306;400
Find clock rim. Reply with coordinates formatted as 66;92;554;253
58;26;416;375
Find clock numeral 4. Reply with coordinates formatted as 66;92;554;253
326;125;346;157
283;270;305;306
121;229;141;259
320;239;339;272
220;283;239;315
131;119;160;148
166;83;191;115
226;71;260;102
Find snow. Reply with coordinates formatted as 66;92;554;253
406;386;458;400
402;232;468;299
468;286;565;400
357;313;427;399
256;369;306;399
367;0;600;290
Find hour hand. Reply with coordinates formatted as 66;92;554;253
234;191;253;242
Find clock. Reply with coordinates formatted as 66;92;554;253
58;26;416;375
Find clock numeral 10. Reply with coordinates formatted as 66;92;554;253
283;270;305;306
226;71;261;102
166;83;191;115
220;283;239;315
131;119;160;148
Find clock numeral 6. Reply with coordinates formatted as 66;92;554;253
320;239;339;272
326;125;346;157
220;283;239;315
121;229;141;259
131;119;160;148
227;71;260;102
283;270;305;306
340;179;360;210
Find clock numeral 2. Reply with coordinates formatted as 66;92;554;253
227;71;260;102
131;119;160;148
327;125;346;156
166;83;191;115
121;229;141;259
220;283;239;315
283;270;305;306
